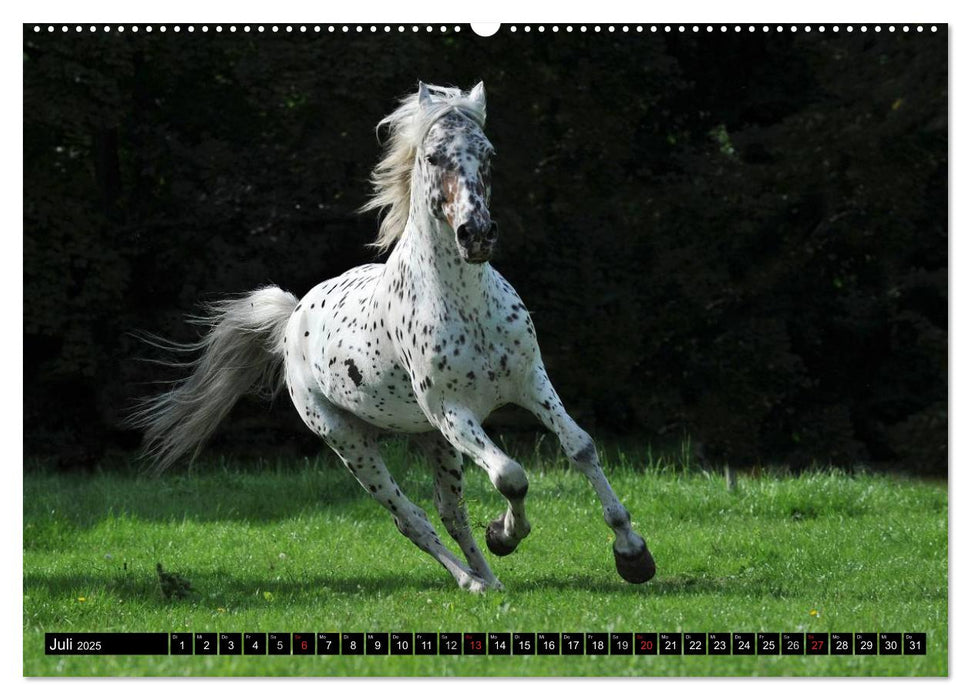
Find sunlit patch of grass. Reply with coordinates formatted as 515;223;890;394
23;447;946;676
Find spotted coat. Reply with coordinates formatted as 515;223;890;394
284;83;654;591
173;83;654;591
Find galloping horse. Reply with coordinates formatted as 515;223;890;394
134;82;655;591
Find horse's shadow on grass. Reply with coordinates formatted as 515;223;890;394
25;462;495;528
24;568;772;608
23;571;441;606
512;572;773;597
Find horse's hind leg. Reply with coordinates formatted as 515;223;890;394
415;432;501;589
519;367;656;583
295;395;495;592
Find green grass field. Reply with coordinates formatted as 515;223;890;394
23;442;947;676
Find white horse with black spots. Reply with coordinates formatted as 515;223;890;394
132;82;656;592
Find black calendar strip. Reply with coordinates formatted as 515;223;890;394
45;632;927;656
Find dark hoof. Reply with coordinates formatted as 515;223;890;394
613;544;656;583
485;518;518;556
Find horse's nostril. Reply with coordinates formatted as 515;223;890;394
486;221;499;242
456;223;471;243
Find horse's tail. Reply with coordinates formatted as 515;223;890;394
128;286;298;472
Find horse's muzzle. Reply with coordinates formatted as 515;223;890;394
456;221;498;264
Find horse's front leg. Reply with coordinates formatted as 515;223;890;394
433;405;532;557
518;366;656;583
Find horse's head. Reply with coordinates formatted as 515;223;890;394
418;82;498;265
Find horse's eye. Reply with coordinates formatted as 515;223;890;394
425;153;440;167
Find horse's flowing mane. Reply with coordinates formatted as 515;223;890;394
361;83;487;253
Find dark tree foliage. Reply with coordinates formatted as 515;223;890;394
23;27;947;474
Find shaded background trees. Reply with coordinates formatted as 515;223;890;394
23;26;947;474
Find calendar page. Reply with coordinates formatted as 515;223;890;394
23;18;948;679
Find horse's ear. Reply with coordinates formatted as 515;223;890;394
418;82;433;110
469;81;486;110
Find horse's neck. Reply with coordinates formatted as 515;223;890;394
390;210;490;304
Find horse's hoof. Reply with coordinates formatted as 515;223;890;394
458;571;503;593
485;518;518;556
460;575;490;594
613;543;656;583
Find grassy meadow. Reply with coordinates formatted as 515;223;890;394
23;441;948;676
